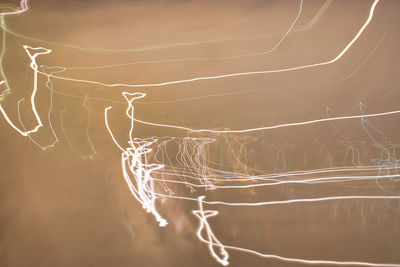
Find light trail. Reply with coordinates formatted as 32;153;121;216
133;26;386;106
193;196;229;266
20;0;379;89
193;197;400;267
105;90;400;213
149;164;399;183
130;107;400;134
148;174;400;189
0;43;51;136
17;27;385;107
2;1;399;266
104;83;400;265
0;0;381;141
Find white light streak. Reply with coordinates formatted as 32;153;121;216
18;0;380;89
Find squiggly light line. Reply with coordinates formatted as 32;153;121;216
193;197;400;267
104;86;400;266
3;1;397;266
193;196;229;266
0;44;51;136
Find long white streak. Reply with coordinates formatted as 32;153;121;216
25;46;50;129
150;188;400;207
0;25;385;106
131;108;400;134
223;244;400;267
26;0;380;88
104;107;125;152
149;174;400;189
203;195;400;207
136;26;386;105
150;164;397;183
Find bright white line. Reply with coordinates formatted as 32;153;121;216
26;0;380;88
130;108;400;134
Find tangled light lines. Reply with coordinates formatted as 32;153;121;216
1;0;400;266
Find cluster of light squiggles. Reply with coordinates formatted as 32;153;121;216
1;0;400;266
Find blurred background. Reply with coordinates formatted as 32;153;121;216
0;0;400;266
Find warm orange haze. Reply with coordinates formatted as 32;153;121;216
0;0;400;266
